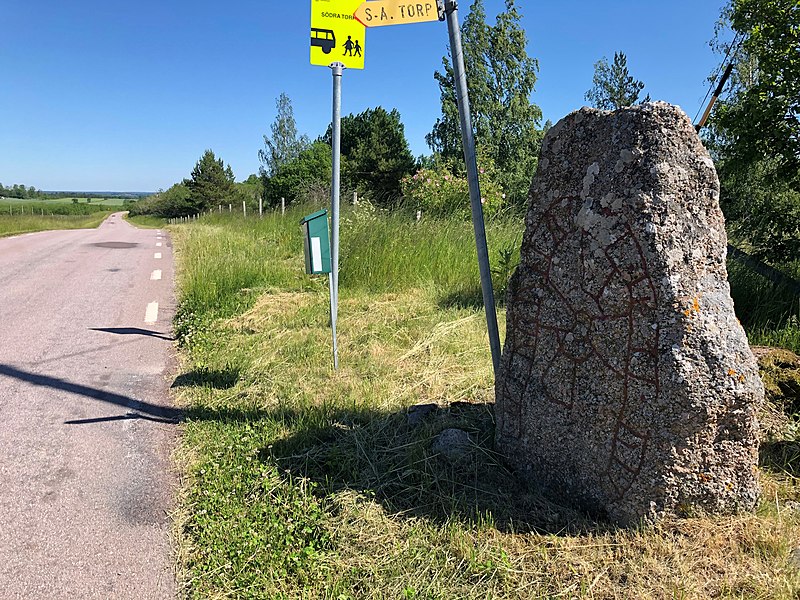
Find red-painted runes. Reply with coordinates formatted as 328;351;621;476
504;196;659;500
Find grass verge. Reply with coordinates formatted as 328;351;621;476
125;214;167;229
171;205;800;599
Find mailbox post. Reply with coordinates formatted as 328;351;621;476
300;209;338;368
300;209;332;275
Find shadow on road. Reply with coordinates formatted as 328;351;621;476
90;327;174;341
64;413;176;425
0;364;182;424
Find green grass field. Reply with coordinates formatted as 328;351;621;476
0;199;116;237
0;211;112;238
168;205;800;599
0;196;128;206
0;200;118;214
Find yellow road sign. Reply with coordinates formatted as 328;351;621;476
353;0;440;27
310;0;366;69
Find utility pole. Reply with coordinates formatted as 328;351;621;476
695;63;734;132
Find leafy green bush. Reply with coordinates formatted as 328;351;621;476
400;158;505;218
719;158;800;262
263;142;332;207
128;183;193;218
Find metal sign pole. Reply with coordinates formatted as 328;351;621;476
329;61;344;370
444;0;501;376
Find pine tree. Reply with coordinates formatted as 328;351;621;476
325;106;416;203
183;150;236;212
585;52;648;110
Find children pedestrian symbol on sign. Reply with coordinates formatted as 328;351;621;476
354;40;362;57
343;36;354;56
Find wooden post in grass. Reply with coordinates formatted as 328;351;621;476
243;201;247;218
259;195;263;218
281;197;285;216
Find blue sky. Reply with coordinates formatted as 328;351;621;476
1;0;729;192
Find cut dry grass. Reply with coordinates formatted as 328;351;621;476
172;293;800;597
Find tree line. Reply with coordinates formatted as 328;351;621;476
0;183;41;199
0;183;143;202
131;0;797;265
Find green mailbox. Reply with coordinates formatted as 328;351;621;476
300;209;332;275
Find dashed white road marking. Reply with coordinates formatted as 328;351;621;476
156;242;162;247
151;270;162;281
144;302;159;323
154;253;162;259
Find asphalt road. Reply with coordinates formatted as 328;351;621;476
0;213;177;599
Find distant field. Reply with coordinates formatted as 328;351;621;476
0;199;115;237
0;196;128;207
0;200;118;215
0;212;112;238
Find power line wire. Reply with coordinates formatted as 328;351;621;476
693;30;743;125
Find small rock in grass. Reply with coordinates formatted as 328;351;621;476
432;428;471;461
785;500;800;513
789;548;800;571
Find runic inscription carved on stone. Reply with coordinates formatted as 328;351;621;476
495;103;763;525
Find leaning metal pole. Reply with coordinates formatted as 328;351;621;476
444;1;502;376
329;61;344;370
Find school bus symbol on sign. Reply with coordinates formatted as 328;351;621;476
310;0;366;69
